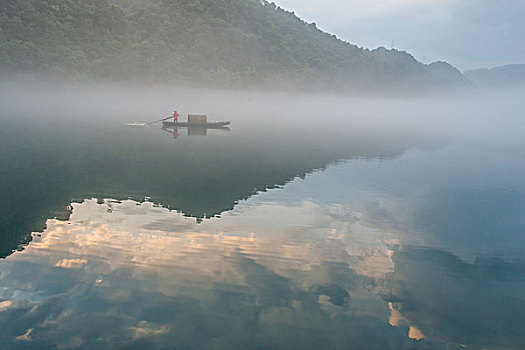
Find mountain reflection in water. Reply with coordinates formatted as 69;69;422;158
0;114;442;258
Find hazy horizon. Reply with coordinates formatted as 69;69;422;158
274;0;525;71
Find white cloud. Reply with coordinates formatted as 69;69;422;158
16;328;33;342
55;258;88;269
276;0;458;20
0;300;13;312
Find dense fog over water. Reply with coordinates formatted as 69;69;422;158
1;81;524;150
0;81;523;123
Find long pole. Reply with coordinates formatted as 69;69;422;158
147;115;173;125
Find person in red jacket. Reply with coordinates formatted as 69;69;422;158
172;111;180;125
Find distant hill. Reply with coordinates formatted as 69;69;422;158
464;64;525;89
426;61;471;87
0;0;469;93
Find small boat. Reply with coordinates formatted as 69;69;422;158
162;114;230;129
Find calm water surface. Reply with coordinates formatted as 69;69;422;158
0;101;524;349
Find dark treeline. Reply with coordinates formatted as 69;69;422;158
0;0;468;92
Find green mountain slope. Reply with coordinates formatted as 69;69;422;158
0;0;468;92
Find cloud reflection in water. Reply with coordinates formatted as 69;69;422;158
1;147;524;349
0;188;406;348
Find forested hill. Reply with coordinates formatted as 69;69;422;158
0;0;468;93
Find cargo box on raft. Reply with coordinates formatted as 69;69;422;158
188;114;207;124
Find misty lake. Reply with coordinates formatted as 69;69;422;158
0;89;525;349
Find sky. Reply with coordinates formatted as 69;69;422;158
273;0;525;71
